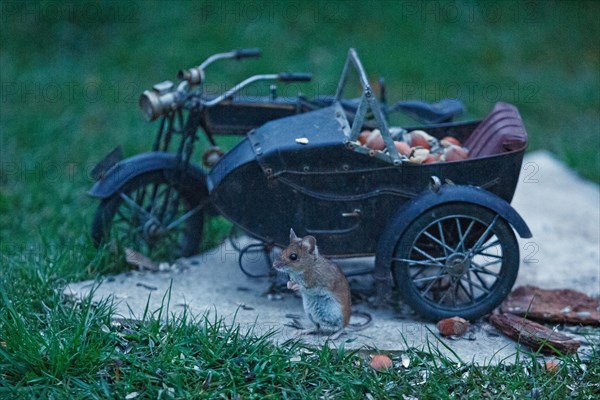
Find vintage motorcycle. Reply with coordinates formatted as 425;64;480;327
89;48;463;258
89;49;530;320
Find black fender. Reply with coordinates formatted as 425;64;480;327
88;152;208;200
374;184;532;289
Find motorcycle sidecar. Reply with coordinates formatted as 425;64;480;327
207;49;532;321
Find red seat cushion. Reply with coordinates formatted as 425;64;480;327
464;102;528;159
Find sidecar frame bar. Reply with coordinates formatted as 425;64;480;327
335;49;402;165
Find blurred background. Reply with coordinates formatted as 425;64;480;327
1;0;598;254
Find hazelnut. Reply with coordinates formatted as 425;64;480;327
423;153;440;164
436;316;470;337
394;141;411;157
440;136;461;147
358;130;370;145
366;129;385;151
409;133;430;149
409;130;437;150
545;360;560;373
442;145;469;162
370;354;393;370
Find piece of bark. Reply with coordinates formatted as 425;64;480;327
500;285;600;326
489;313;580;355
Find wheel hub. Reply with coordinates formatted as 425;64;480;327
143;219;164;242
445;253;471;277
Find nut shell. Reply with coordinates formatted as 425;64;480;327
436;316;470;337
408;147;430;164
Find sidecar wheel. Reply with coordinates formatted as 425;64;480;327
392;203;519;321
92;170;205;261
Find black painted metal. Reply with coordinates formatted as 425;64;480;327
208;103;528;257
88;152;208;199
373;184;532;288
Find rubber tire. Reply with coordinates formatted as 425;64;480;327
91;170;205;259
393;203;519;321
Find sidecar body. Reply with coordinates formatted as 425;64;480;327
206;49;532;320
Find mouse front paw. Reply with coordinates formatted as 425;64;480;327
287;280;301;292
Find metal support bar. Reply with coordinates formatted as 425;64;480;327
349;93;368;141
336;48;403;165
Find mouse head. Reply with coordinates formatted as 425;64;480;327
273;229;319;273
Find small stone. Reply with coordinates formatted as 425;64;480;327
158;262;171;271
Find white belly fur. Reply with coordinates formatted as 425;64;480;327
301;288;344;331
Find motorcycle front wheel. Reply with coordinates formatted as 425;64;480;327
91;170;205;261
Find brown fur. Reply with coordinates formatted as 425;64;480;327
273;229;351;330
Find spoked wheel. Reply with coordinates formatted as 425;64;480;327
92;170;206;261
393;203;519;321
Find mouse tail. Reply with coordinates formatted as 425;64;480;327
348;310;372;331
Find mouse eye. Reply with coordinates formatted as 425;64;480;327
289;253;298;261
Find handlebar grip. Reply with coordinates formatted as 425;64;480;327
277;72;313;82
234;48;261;59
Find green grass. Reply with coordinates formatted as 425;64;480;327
1;253;599;398
1;0;599;397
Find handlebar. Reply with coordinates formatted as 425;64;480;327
277;72;313;82
234;48;261;59
178;48;262;84
143;49;312;119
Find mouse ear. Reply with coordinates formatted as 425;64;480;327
289;228;299;242
301;235;317;255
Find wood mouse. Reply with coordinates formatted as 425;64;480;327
273;229;370;339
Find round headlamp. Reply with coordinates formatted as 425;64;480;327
139;80;184;121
